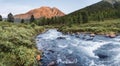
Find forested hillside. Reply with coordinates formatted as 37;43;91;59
36;1;120;26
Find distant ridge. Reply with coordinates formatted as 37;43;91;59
14;6;65;19
64;0;120;22
103;0;120;4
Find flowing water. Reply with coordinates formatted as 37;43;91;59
36;29;120;66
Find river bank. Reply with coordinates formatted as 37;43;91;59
0;22;45;66
58;19;120;35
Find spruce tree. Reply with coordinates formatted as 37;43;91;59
0;15;2;21
21;19;25;23
81;11;88;23
30;15;35;23
7;13;14;22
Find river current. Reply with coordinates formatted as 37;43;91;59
36;29;120;66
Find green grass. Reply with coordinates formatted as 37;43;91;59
0;19;120;66
59;19;120;34
0;22;44;66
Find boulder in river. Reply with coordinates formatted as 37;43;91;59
105;33;116;38
76;32;80;35
90;33;95;37
109;34;116;38
105;34;109;37
57;36;66;39
47;61;56;66
97;54;108;59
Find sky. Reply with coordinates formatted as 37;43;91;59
0;0;101;17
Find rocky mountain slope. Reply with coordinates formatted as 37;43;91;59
103;0;120;4
14;6;65;19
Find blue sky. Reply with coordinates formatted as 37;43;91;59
0;0;101;17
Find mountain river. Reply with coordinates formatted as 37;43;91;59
36;29;120;66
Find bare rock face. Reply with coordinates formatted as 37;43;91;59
14;6;65;19
103;0;120;4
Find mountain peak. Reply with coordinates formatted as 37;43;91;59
103;0;120;4
14;6;65;19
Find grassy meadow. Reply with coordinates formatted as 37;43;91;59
0;22;44;66
59;19;120;35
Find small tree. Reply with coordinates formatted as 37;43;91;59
7;13;14;22
21;19;25;23
0;15;2;21
30;15;35;23
81;11;88;23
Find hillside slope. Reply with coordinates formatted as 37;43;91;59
67;0;120;21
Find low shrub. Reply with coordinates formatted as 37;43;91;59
0;22;44;66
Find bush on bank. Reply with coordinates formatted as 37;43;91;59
0;22;44;66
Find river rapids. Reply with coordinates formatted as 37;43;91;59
36;29;120;66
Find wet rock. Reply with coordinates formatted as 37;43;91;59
86;37;94;41
75;35;80;38
57;37;66;39
36;39;40;42
82;34;87;39
36;55;41;61
76;32;80;35
47;61;56;66
90;33;95;37
105;33;116;38
48;50;55;53
105;34;109;37
67;32;70;34
109;34;116;38
71;33;75;36
97;54;108;59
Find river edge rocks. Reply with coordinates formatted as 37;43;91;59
62;31;117;38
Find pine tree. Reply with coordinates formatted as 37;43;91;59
0;15;2;21
7;13;14;22
21;19;25;23
30;15;35;23
77;13;81;24
81;11;88;23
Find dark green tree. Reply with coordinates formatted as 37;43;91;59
7;13;14;22
81;11;88;23
0;15;2;21
21;19;25;23
77;13;82;24
30;15;35;23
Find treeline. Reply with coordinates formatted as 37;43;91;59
34;12;89;26
0;13;35;23
34;1;120;26
0;13;14;22
1;1;120;26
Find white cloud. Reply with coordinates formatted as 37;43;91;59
0;3;33;18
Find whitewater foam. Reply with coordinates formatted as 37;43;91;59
36;29;120;66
